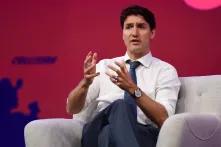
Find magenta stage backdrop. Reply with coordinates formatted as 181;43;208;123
1;0;221;119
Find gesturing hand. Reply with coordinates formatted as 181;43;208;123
83;51;99;86
105;61;137;92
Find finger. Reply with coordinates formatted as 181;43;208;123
115;76;122;82
91;52;97;65
87;51;92;56
105;71;117;82
110;77;121;86
117;60;128;74
85;72;100;79
115;82;121;86
105;71;123;85
108;64;125;78
109;76;118;83
105;71;115;78
85;51;92;61
84;64;96;74
122;61;128;73
114;61;125;73
84;52;93;67
107;64;122;76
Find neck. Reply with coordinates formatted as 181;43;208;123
127;50;149;60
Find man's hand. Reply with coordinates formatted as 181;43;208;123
105;61;137;93
66;51;99;114
83;51;100;87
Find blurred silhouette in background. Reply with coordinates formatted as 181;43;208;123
0;78;40;147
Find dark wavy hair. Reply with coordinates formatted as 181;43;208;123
120;5;156;30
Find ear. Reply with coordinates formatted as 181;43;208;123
122;30;125;41
150;29;156;39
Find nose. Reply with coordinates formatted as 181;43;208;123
131;27;138;37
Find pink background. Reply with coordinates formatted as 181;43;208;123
1;0;221;118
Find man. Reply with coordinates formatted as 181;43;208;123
66;5;180;147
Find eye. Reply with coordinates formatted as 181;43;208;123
137;23;146;29
125;24;133;29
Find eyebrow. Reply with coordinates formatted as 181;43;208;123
125;23;134;26
124;22;147;27
137;23;147;27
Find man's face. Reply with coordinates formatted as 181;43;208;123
123;15;155;56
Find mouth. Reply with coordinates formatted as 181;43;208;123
130;39;141;45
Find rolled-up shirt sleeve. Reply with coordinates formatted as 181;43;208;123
155;66;181;117
84;75;100;108
72;63;101;123
83;62;101;109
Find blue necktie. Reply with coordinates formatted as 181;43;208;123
124;60;141;119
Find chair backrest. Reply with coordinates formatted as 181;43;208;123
175;75;221;114
74;75;221;123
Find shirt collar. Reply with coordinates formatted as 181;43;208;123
123;52;153;68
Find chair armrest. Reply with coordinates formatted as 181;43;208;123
156;113;221;147
24;119;84;147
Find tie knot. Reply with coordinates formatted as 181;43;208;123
128;60;141;69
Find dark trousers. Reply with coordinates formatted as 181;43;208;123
81;99;159;147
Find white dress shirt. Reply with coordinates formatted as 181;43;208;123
77;52;180;125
